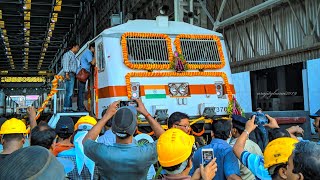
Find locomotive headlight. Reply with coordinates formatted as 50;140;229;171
178;84;188;96
168;83;189;97
131;82;140;99
169;84;178;96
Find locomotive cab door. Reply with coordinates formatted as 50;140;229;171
90;39;105;118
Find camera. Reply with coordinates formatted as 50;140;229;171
254;112;268;125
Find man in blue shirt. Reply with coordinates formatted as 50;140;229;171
77;43;96;112
82;99;165;180
190;119;241;180
233;115;299;180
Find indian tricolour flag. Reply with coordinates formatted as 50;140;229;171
144;85;167;99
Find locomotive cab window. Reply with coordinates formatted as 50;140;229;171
121;33;173;70
174;34;225;69
97;42;105;72
179;37;222;64
126;37;170;64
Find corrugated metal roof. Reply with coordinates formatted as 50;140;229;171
214;0;320;72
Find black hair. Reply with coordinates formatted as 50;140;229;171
233;126;244;135
89;42;95;49
211;120;232;140
57;133;73;140
2;133;24;142
168;112;189;129
268;128;290;142
31;123;56;149
270;163;287;178
69;41;79;49
292;141;320;179
116;134;130;139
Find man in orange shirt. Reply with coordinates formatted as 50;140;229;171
53;117;74;156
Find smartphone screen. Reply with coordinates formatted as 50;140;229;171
20;108;27;113
119;100;138;108
202;148;214;166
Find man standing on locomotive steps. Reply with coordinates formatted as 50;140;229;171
62;42;80;112
77;42;96;112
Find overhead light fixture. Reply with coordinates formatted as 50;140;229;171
0;20;5;28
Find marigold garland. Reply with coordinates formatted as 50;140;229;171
125;72;233;100
121;32;172;70
35;75;64;120
94;67;99;118
174;34;226;70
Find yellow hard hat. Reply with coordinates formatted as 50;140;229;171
264;137;298;169
0;118;28;134
157;128;195;167
74;116;97;130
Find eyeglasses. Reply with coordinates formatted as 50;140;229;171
175;124;190;129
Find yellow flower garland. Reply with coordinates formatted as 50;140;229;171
125;72;233;100
121;32;172;70
174;34;226;70
35;75;64;120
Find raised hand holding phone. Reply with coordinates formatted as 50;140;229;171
202;148;214;166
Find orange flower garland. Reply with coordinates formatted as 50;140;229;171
174;34;226;70
125;72;233;100
94;67;99;118
121;32;172;70
35;75;64;120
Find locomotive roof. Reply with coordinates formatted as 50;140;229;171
100;18;223;37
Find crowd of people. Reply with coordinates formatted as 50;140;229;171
0;100;320;180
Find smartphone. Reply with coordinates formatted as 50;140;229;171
20;108;27;113
202;148;214;166
119;100;138;108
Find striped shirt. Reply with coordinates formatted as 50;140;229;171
62;50;78;73
240;151;271;180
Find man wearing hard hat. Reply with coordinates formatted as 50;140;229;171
0;118;28;160
157;128;218;180
233;116;299;180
